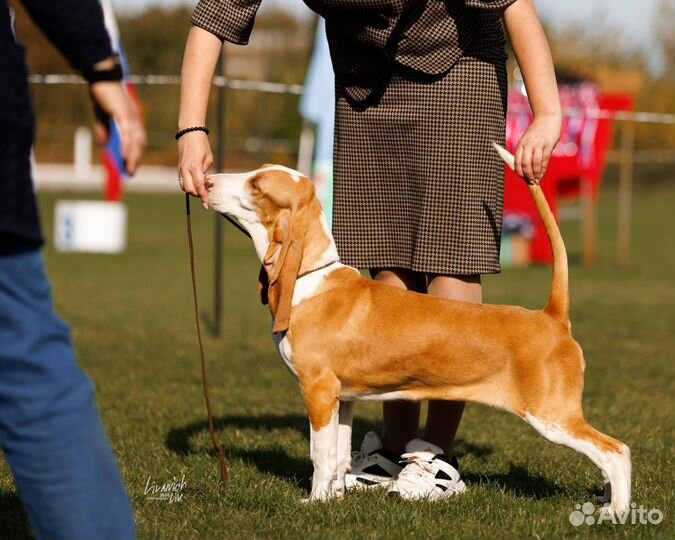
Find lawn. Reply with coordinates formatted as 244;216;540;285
1;176;673;539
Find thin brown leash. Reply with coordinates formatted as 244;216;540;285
185;194;229;485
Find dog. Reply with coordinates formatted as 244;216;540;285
205;146;631;513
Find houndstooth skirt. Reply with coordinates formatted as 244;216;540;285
332;56;508;275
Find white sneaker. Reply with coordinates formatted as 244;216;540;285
345;431;402;490
388;439;466;500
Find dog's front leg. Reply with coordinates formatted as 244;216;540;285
308;405;339;501
334;400;355;497
304;374;342;501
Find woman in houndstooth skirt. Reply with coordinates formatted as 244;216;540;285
178;0;561;498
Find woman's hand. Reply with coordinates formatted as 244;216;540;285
503;0;562;184
514;113;561;184
178;131;213;208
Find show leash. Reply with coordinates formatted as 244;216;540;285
185;194;229;485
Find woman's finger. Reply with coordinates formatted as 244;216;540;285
521;143;535;182
189;162;209;208
541;144;552;179
197;154;213;207
179;167;197;197
514;143;525;178
532;144;544;180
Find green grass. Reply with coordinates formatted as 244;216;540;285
1;179;674;539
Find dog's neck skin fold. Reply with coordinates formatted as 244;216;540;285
296;211;341;277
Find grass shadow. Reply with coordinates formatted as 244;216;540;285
166;414;323;488
454;439;494;460
166;413;310;457
167;415;572;502
166;413;384;457
167;414;497;492
0;490;33;540
462;464;568;500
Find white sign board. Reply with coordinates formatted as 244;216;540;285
54;200;127;253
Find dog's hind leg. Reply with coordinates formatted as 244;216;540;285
334;400;354;498
303;372;341;501
525;413;631;514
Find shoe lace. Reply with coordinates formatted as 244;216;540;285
351;446;376;467
398;453;435;480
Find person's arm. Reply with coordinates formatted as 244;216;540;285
178;0;264;206
19;0;111;73
502;0;561;183
177;26;222;207
19;0;145;174
88;59;146;176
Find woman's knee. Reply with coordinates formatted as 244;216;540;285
427;273;482;303
370;267;426;292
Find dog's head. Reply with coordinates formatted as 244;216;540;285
207;165;320;333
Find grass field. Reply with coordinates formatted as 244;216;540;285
1;177;674;539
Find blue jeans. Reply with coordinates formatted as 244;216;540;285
0;250;135;540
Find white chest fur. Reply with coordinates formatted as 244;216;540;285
291;263;358;307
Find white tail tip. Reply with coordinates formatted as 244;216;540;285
492;142;515;171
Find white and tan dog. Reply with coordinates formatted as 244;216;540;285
205;146;631;513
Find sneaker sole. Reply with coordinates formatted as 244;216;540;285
345;476;396;490
388;480;467;500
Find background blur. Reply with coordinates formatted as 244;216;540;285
11;0;675;173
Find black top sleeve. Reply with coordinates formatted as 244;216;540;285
18;0;113;72
191;0;263;45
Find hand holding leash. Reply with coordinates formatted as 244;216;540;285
177;129;213;208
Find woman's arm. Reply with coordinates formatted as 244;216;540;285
503;0;562;183
178;26;222;207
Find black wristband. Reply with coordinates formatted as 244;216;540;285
83;63;124;84
175;126;209;140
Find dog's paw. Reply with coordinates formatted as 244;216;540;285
331;482;346;499
599;502;630;520
301;496;330;504
302;490;332;503
303;487;345;503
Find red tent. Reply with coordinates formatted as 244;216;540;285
503;84;633;265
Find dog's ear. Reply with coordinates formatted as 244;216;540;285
261;209;305;333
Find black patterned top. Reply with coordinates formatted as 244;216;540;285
191;0;518;101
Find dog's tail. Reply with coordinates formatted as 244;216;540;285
492;143;569;323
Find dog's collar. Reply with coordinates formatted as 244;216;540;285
297;259;341;279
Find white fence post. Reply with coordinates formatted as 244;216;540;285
74;126;93;182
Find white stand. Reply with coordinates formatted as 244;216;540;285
54;200;127;254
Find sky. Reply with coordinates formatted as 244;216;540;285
111;0;669;72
